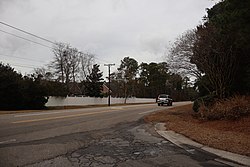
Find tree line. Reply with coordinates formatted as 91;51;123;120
36;52;197;101
0;63;48;110
32;42;197;102
110;57;196;101
0;53;196;110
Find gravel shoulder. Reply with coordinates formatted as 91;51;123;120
144;104;250;156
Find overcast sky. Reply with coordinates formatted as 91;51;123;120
0;0;219;76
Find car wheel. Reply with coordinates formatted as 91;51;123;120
158;103;160;106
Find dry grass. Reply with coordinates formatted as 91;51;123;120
144;104;250;156
199;96;250;120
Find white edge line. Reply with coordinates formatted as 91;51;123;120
0;139;16;144
14;111;62;117
139;109;157;115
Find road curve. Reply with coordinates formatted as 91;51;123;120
0;101;234;167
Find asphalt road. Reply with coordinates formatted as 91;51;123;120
0;102;238;167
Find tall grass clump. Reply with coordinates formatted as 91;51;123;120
197;96;250;120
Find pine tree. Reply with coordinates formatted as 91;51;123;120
85;64;104;97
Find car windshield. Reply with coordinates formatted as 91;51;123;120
159;95;168;98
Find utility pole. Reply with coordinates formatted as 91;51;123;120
104;63;115;106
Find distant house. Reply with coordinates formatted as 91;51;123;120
68;82;82;96
101;82;112;94
68;81;112;97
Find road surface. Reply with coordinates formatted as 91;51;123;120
0;102;240;166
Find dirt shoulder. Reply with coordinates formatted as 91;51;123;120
144;104;250;156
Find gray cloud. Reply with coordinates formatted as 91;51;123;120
0;0;219;75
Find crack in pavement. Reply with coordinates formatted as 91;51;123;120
24;121;231;167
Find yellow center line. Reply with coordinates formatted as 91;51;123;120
12;109;119;124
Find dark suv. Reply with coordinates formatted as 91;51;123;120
157;94;173;106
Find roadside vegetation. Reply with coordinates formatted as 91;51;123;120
0;55;196;110
0;63;48;110
167;0;250;120
0;47;197;110
195;96;250;120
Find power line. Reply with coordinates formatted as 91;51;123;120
5;63;41;69
0;21;109;65
0;21;110;71
12;64;38;69
0;53;46;63
0;21;56;45
0;29;53;49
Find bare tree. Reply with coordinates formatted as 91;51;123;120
33;67;53;81
50;42;98;95
69;47;80;83
50;43;81;93
166;29;200;78
50;42;67;83
79;52;95;81
166;29;212;94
